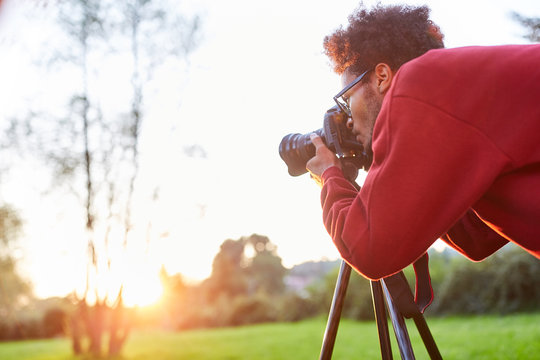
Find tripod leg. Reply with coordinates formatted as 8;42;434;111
382;280;415;360
383;272;442;359
319;261;352;360
371;280;393;360
412;315;442;360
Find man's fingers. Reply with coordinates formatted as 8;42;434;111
310;133;325;148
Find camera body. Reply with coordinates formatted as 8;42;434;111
279;105;371;179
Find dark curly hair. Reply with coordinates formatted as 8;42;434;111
323;3;444;75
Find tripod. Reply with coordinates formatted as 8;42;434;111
319;260;442;359
319;170;442;359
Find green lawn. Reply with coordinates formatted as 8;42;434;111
0;313;539;359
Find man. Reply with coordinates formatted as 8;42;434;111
306;4;540;280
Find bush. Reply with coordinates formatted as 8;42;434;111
431;259;495;314
276;293;318;322
174;246;539;330
308;247;540;320
228;295;278;326
488;249;540;313
42;308;66;337
340;271;375;321
177;293;282;329
429;246;540;315
307;264;374;322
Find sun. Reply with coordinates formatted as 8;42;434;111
82;263;164;308
95;248;165;308
121;271;164;308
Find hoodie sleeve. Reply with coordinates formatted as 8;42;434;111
320;92;510;280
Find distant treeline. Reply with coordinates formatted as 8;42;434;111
1;239;539;340
0;307;65;341
316;245;540;321
148;241;540;329
159;242;540;328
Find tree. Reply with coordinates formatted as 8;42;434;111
158;266;188;328
4;0;201;356
206;234;288;300
0;205;22;251
207;238;249;300
0;205;32;319
244;234;287;295
511;12;540;42
176;234;288;328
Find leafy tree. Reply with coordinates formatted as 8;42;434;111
0;205;22;250
206;234;287;300
4;0;201;355
0;205;32;318
182;234;288;328
245;234;287;295
158;266;188;328
207;238;249;300
511;12;540;42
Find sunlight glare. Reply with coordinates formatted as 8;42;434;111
122;272;163;307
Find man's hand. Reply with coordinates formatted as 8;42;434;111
306;133;341;187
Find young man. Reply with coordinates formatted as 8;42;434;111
307;4;540;280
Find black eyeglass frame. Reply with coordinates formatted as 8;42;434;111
333;70;370;117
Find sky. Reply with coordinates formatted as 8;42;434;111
0;0;538;303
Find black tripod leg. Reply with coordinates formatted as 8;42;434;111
371;280;393;360
319;260;352;360
382;280;415;360
412;315;442;360
383;271;442;360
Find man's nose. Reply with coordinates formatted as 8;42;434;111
346;118;353;129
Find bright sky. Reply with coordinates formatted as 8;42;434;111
0;0;538;304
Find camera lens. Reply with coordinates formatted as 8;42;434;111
278;128;324;176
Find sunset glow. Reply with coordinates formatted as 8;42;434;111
2;0;537;306
122;273;164;308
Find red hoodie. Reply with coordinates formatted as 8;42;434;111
320;45;540;280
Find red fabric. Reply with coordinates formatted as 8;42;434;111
320;45;540;280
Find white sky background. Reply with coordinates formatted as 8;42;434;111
0;0;538;299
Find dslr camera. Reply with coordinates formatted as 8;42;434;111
279;105;371;180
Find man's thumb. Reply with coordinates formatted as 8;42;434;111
310;133;324;148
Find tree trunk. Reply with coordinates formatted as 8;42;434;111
108;302;130;356
70;299;86;355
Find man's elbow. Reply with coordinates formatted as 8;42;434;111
461;250;491;262
345;252;397;280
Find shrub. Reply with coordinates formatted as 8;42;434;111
429;246;540;315
277;293;318;322
228;295;278;326
42;308;67;337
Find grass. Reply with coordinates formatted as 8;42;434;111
0;313;539;359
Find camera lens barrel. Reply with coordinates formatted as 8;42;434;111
278;128;324;176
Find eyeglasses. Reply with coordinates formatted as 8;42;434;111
333;70;370;117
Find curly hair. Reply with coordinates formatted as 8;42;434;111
323;3;444;75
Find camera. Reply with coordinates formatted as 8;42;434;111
278;105;372;179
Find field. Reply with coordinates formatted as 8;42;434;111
1;313;539;359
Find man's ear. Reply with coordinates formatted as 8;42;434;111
373;63;394;94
